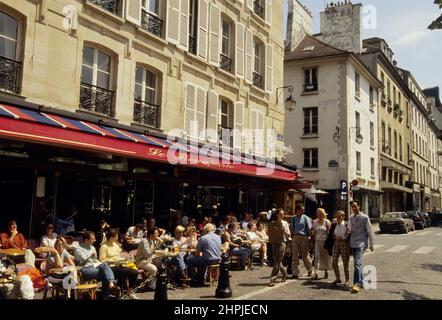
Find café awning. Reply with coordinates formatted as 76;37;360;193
0;103;297;182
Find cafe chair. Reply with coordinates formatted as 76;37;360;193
205;264;220;287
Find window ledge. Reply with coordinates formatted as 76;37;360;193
371;175;376;180
250;13;269;29
0;89;25;99
136;27;168;46
301;134;319;139
184;52;211;68
302;168;319;172
301;91;319;96
250;85;267;96
83;1;125;25
216;68;237;81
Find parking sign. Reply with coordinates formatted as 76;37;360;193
340;180;348;201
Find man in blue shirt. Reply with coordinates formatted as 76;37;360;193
187;223;222;286
290;205;313;279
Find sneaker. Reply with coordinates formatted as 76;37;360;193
351;285;360;293
281;276;287;283
332;279;342;286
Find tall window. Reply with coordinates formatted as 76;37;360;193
303;107;318;135
141;0;162;37
356;152;361;173
388;127;392;155
0;11;20;93
399;135;403;162
387;80;391;101
80;46;114;116
134;67;161;128
355;112;361;131
253;39;263;89
394;130;398;159
220;18;232;72
393;86;396;105
371;158;375;177
355;72;360;98
218;99;233;146
369;86;374;107
189;0;198;54
303;67;318;92
370;122;375;148
381;122;386;152
303;149;318;169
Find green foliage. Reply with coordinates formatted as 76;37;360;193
429;0;442;30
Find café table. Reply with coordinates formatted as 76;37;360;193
0;248;26;257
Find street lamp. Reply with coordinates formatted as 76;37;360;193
333;127;340;143
277;86;297;112
349;127;364;144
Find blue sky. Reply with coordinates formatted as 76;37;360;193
283;0;442;90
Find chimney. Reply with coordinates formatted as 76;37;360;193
317;1;363;53
286;0;313;52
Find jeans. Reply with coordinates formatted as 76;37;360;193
187;256;219;283
81;263;115;297
231;247;251;267
171;253;187;285
352;247;364;285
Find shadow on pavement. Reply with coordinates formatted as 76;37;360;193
377;280;442;287
237;283;269;287
300;280;350;292
402;290;434;300
420;264;442;272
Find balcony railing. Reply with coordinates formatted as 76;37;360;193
303;83;318;92
133;99;161;129
220;54;232;73
253;72;263;89
89;0;119;15
253;0;265;19
80;82;114;117
0;56;21;94
189;36;197;55
141;11;163;38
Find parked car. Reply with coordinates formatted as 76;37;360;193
421;212;432;228
379;212;415;234
429;211;442;226
406;211;426;230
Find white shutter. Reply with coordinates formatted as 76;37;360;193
265;43;274;93
234;102;244;151
209;3;221;66
235;22;245;79
265;0;272;26
178;0;190;51
196;86;207;139
256;111;265;155
197;0;209;60
125;0;142;26
166;0;181;45
245;29;253;85
184;83;197;138
246;0;253;11
207;90;219;142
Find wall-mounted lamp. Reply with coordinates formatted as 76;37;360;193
349;127;364;144
277;86;297;112
333;127;340;143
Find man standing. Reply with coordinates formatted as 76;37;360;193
348;200;375;293
290;205;313;279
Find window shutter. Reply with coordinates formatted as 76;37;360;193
265;0;272;26
246;0;253;11
235;22;245;79
196;86;207;139
234;102;244;151
256;111;265;155
166;0;181;45
265;43;274;93
207;90;219;142
125;0;142;26
245;29;253;85
178;0;190;51
184;83;197;138
197;0;209;60
209;3;221;66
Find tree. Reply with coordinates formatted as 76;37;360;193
428;0;442;30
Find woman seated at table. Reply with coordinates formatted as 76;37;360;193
39;223;58;258
246;223;268;265
184;226;198;249
135;227;163;290
169;226;190;289
99;228;138;295
0;220;35;267
222;223;251;270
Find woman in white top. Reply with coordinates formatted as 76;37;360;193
246;223;268;265
311;208;332;280
331;211;350;286
40;223;58;249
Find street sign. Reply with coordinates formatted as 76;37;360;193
340;180;348;201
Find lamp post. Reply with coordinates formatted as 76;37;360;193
276;86;297;112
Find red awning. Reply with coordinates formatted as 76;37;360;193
0;104;297;182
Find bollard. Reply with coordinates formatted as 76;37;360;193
154;260;168;300
215;253;232;298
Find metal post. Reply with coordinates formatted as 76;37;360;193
154;259;168;300
215;253;233;298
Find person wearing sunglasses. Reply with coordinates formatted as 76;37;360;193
41;223;58;249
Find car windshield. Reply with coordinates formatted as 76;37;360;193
384;213;401;219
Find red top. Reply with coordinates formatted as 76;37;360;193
0;233;28;249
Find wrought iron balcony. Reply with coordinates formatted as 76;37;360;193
141;11;163;37
189;36;197;55
0;56;21;94
253;72;263;89
219;54;232;73
253;0;265;19
89;0;119;15
80;82;114;117
133;99;161;129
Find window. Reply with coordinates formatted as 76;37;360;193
141;0;162;37
303;149;318;168
253;39;263;89
382;167;387;181
303;107;318;135
253;0;265;19
89;0;120;15
388;127;392;155
370;122;375;148
80;46;114;117
355;72;360;98
0;11;20;93
388;169;393;183
394;172;398;185
381;122;386;152
303;68;318;92
134;66;161;128
399;135;403;162
387;80;391;101
394;130;398;159
220;18;232;72
393;86;396;105
189;0;199;54
369;86;374;107
356;152;361;173
218;99;233;146
371;158;375;177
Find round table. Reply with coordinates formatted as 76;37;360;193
49;266;82;275
0;248;26;257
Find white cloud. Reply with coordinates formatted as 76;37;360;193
391;30;432;47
